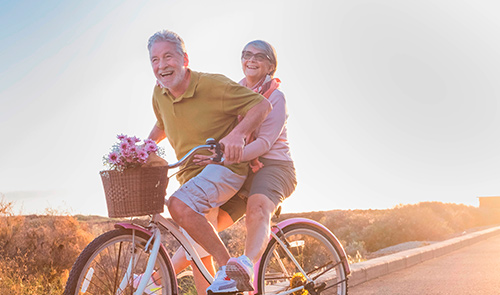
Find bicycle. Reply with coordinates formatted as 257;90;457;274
64;139;351;295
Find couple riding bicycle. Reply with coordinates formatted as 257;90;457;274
145;30;296;294
64;29;350;295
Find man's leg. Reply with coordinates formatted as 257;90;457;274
167;165;245;269
171;208;237;273
217;209;238;232
171;209;237;294
168;164;246;294
170;249;191;274
171;249;215;295
167;197;230;267
191;256;215;295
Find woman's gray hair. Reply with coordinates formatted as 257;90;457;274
147;30;186;56
243;40;278;77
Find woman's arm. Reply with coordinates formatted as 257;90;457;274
194;91;287;166
240;90;287;161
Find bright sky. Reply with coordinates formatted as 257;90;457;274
1;0;500;216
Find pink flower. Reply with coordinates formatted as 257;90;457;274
127;136;141;145
104;134;164;171
129;146;138;154
137;149;148;163
145;142;158;153
119;141;130;152
144;138;155;145
108;151;120;164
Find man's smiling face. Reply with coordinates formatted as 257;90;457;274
150;41;188;92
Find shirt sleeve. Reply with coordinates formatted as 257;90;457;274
241;90;287;161
222;80;264;116
152;89;165;130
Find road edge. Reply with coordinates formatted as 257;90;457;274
348;225;500;287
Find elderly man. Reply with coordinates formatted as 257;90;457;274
145;30;271;293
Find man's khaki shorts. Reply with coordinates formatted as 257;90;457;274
171;164;246;259
172;164;246;215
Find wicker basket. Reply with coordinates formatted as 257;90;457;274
100;166;169;218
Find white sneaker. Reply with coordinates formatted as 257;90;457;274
226;255;255;291
132;273;162;294
206;266;238;294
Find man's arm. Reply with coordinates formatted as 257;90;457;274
143;124;168;167
148;124;167;143
220;99;272;163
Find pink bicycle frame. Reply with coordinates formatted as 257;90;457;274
252;217;351;292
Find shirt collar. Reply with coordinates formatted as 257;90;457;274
160;69;198;102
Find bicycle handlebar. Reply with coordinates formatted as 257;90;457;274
166;138;223;169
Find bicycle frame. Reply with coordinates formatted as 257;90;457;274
104;140;349;295
115;213;215;295
116;215;350;295
272;218;351;275
252;218;351;294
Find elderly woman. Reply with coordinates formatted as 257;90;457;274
173;40;297;294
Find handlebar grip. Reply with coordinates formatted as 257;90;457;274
205;138;223;163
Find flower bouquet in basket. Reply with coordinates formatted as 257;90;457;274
100;134;168;218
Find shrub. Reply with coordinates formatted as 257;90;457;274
1;197;498;293
281;201;497;255
0;199;94;294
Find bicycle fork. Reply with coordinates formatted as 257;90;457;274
116;227;162;295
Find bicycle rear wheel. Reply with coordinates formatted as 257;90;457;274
64;228;176;295
258;224;348;295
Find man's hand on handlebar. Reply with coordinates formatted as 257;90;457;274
193;142;225;165
219;134;244;164
141;138;224;170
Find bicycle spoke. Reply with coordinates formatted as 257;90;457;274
65;229;174;295
113;241;123;293
82;249;121;294
309;260;340;280
96;246;126;291
258;224;348;295
83;268;112;294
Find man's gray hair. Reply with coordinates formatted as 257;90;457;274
243;40;278;77
148;30;187;56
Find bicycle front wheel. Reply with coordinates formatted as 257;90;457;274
64;228;176;295
258;224;348;295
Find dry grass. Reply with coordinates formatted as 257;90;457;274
0;198;93;294
1;196;499;293
278;201;500;260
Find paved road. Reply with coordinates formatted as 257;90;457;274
349;234;500;294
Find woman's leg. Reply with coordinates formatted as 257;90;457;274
244;193;276;262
